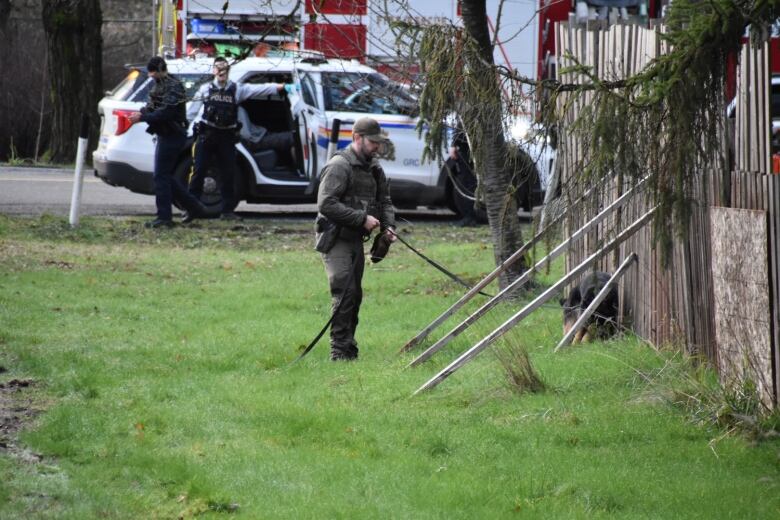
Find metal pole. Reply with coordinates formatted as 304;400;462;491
152;0;158;56
399;210;563;354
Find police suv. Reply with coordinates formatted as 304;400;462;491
93;55;550;215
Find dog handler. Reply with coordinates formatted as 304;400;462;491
315;117;397;361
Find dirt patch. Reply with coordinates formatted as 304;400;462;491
43;259;75;269
0;377;43;462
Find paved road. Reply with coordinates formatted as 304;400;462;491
0;166;458;221
0;166;158;217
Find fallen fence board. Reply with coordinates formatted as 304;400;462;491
408;178;649;366
414;207;657;395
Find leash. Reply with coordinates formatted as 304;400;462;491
293;249;360;364
296;226;492;362
387;228;493;298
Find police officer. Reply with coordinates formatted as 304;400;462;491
316;117;397;361
187;56;290;220
128;56;205;228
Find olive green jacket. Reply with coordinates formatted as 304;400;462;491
316;146;395;240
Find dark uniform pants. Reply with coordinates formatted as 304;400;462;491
191;131;238;213
321;238;365;359
246;130;295;155
153;132;201;221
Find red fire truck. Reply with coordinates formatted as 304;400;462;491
156;1;536;82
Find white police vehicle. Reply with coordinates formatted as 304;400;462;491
93;55;550;215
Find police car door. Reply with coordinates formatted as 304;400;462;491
320;70;436;188
297;70;328;194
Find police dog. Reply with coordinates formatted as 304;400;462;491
559;271;619;343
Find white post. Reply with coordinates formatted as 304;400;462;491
69;114;90;228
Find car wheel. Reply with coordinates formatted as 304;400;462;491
445;161;538;222
173;157;221;216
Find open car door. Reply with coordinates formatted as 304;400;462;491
297;70;328;195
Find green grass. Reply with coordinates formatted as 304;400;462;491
0;214;778;519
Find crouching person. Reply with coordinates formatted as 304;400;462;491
560;271;619;343
315;117;396;361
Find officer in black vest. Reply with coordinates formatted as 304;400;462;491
128;56;205;228
188;57;288;220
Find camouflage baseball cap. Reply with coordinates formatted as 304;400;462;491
352;117;389;143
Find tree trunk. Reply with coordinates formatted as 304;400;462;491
41;0;102;163
0;1;11;29
459;0;527;290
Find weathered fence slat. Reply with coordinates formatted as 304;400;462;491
770;175;780;403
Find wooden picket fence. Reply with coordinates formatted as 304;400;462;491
554;20;780;407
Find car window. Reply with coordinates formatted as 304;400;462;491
106;69;148;101
322;72;418;117
129;74;212;103
772;82;780;117
242;71;294;85
300;73;319;109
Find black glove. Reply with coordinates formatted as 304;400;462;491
370;232;393;263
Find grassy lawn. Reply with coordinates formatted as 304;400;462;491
0;214;778;519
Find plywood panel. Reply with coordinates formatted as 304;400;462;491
710;207;773;408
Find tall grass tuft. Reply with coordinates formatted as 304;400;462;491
644;351;780;441
493;341;546;395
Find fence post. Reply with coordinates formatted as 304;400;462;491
69;114;89;228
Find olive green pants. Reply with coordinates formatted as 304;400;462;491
321;238;365;359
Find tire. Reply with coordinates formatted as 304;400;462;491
172;157;221;217
444;152;540;222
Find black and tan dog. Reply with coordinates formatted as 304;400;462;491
559;271;619;343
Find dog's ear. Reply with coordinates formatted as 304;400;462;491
568;286;581;306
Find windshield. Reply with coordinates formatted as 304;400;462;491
106;69;148;101
322;72;418;117
128;73;213;103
